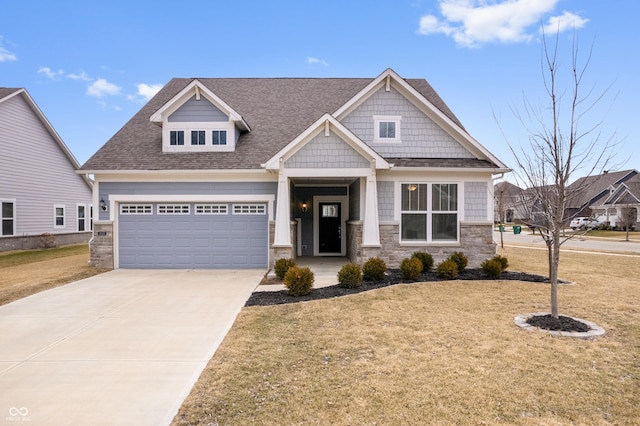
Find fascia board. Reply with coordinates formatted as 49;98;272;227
334;68;509;171
150;80;250;131
263;113;389;170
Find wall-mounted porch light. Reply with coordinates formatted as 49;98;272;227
100;197;108;212
301;201;308;212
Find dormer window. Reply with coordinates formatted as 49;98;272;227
191;130;206;145
170;130;184;146
212;130;227;145
374;115;401;143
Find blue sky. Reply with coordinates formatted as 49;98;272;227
2;0;638;178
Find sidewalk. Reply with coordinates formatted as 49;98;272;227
257;257;349;292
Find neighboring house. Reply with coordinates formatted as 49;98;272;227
0;88;93;251
564;169;638;220
493;181;530;223
590;173;640;228
79;69;509;270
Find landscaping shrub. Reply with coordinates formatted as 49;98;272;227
481;258;503;278
492;254;509;271
400;257;423;280
39;233;56;249
448;251;468;272
362;257;387;281
283;266;314;296
274;258;296;280
337;263;363;288
436;259;459;280
411;251;434;272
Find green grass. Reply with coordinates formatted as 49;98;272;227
586;229;640;239
0;244;89;268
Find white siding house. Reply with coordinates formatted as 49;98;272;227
0;88;93;251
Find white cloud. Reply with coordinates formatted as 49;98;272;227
307;57;329;66
67;71;92;81
0;36;17;62
135;83;163;100
542;11;589;34
417;0;587;48
87;78;122;98
38;66;64;80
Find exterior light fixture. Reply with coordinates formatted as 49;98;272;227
301;201;308;212
100;197;108;212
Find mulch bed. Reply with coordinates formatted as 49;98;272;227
526;314;591;332
246;268;561;307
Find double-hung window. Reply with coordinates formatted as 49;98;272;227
1;200;15;236
54;205;65;228
401;183;458;242
77;205;86;232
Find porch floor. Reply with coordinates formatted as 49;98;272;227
258;256;349;292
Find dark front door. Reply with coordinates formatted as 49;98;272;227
319;202;341;253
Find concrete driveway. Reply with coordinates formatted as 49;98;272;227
0;269;264;425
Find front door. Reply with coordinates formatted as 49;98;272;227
318;202;341;253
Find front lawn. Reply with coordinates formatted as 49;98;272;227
173;246;640;425
0;244;109;306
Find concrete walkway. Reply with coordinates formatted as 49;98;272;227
257;256;349;292
0;269;264;425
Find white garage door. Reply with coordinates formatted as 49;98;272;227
118;203;268;269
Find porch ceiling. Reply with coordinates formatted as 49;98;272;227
291;177;358;186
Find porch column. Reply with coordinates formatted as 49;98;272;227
363;164;380;246
273;170;291;246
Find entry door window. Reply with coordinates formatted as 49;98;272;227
319;203;341;253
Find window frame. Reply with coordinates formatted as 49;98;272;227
212;130;227;145
157;204;190;215
191;130;206;145
163;121;234;152
373;115;401;143
399;182;460;243
1;199;16;237
54;204;66;229
170;130;185;146
77;204;86;232
120;204;153;215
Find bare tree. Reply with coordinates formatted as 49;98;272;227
502;30;618;319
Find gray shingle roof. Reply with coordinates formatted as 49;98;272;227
0;88;22;100
80;77;469;171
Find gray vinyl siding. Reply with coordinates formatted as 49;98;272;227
341;86;474;159
0;94;92;236
377;181;395;221
168;95;228;122
285;131;370;169
464;182;488;221
98;181;277;221
349;180;360;221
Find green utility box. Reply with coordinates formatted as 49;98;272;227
498;225;505;232
513;225;522;234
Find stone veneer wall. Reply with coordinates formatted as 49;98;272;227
0;232;91;252
89;222;114;268
269;221;298;268
347;222;496;268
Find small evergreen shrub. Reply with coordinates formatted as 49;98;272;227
436;259;459;280
337;263;363;288
411;251;434;272
448;251;468;272
492;254;509;271
39;232;56;249
481;258;503;278
362;257;387;281
283;266;314;296
400;257;423;280
274;257;296;280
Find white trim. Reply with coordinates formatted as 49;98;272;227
373;115;402;144
76;203;90;232
150;79;250;131
195;204;228;215
295;218;302;257
163;122;235;153
332;68;509;171
313;195;348;256
263;114;390;171
53;204;66;229
0;198;17;237
108;194;275;221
